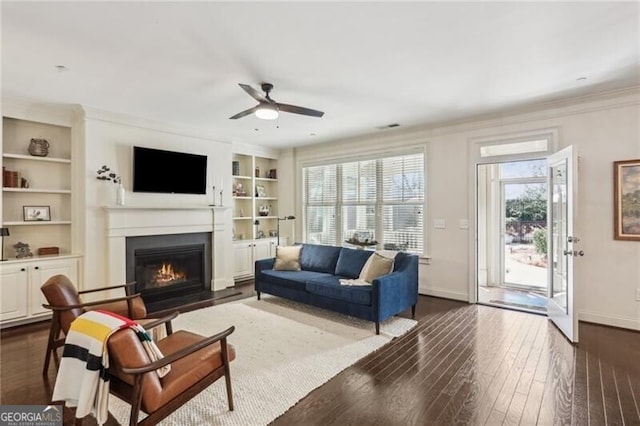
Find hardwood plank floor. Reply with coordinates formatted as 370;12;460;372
1;292;639;425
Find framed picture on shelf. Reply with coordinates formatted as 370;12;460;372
23;205;51;222
614;159;640;241
256;184;266;197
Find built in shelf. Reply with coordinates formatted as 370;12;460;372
2;188;71;194
255;197;277;201
2;153;71;164
232;196;252;200
233;217;254;220
255;215;278;220
3;220;72;226
255;177;277;182
232;175;252;180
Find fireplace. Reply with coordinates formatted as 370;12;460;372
126;233;212;304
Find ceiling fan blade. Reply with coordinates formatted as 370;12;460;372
277;103;325;118
239;84;266;102
229;105;259;120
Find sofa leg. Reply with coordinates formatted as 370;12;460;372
375;322;380;335
411;304;416;319
257;291;261;300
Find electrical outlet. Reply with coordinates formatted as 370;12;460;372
636;289;640;301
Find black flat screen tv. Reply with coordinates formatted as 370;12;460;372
133;146;207;194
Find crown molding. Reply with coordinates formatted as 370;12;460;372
296;86;640;155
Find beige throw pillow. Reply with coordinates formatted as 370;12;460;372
359;252;394;283
273;245;302;271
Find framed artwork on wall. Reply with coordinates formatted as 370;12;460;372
614;159;640;241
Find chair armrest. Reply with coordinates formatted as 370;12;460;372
121;326;236;375
138;312;178;335
42;293;142;311
77;282;136;295
139;312;178;330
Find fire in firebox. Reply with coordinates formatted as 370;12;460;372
153;262;187;286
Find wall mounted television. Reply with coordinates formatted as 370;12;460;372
133;146;207;194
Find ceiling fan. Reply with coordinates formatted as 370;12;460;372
229;83;324;120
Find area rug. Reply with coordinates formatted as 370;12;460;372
108;295;417;425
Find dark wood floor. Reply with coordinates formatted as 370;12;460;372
2;286;639;426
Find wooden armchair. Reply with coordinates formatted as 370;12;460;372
106;315;235;426
40;274;148;375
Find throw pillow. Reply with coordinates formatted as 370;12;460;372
359;252;395;283
273;245;302;271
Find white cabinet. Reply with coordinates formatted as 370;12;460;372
0;255;81;327
232;239;277;279
232;153;282;280
0;264;29;321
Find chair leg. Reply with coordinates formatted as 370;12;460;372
43;314;61;376
411;304;416;319
375;322;380;335
221;338;234;411
256;291;261;301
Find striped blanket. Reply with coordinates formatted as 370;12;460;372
52;310;170;425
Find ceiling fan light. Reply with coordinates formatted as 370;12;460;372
255;105;279;120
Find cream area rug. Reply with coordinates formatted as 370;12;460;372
108;295;417;425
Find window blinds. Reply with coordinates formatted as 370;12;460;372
303;152;424;254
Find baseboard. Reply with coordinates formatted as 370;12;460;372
579;310;640;331
419;287;468;302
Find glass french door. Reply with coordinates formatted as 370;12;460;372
546;146;579;343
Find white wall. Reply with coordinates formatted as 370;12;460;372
80;108;235;290
294;88;640;331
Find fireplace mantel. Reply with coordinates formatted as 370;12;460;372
104;205;230;290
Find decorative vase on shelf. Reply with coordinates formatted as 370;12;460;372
28;138;50;157
116;183;125;206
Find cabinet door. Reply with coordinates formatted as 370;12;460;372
253;240;272;262
0;265;28;321
233;242;254;278
29;258;79;316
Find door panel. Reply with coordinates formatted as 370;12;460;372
547;146;578;342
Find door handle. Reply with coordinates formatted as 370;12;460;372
563;250;572;256
575;250;584;257
568;236;580;243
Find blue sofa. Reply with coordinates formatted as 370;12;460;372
254;243;419;334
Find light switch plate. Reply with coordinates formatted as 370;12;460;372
434;219;446;229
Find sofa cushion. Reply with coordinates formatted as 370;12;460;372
260;269;333;290
360;252;395;283
273;245;302;271
299;244;342;274
335;248;374;279
305;275;372;306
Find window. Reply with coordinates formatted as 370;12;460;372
302;152;424;254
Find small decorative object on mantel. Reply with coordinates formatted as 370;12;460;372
268;169;277;179
14;241;34;258
259;205;270;216
28;138;50;157
96;165;125;206
232;161;240;176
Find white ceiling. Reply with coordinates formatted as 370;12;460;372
2;2;639;149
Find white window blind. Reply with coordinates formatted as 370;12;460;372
303;152;424;254
303;165;338;245
381;154;424;253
